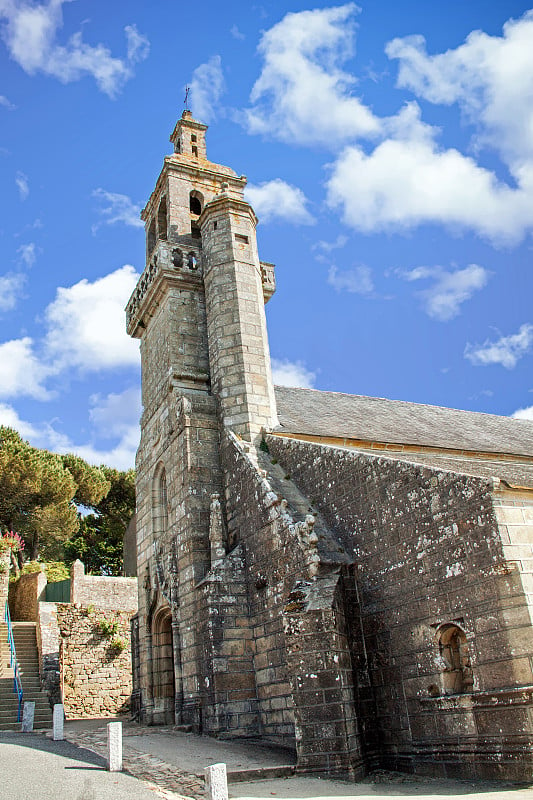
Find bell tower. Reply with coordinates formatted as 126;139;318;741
126;111;277;728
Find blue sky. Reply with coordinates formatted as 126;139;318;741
1;0;533;469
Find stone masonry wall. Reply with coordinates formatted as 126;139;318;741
134;389;222;727
70;560;138;612
9;569;46;621
266;435;533;781
56;604;133;718
494;488;533;632
37;601;61;706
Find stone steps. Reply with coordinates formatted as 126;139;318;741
0;621;53;729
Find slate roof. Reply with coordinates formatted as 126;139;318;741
273;386;533;458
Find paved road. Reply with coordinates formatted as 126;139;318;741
0;732;171;800
5;722;533;800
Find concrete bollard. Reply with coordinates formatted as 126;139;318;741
53;703;64;741
107;721;122;772
205;763;228;800
21;701;35;732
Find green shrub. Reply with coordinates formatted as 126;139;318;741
97;617;120;637
108;635;128;655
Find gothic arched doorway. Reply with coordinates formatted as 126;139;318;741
152;606;175;723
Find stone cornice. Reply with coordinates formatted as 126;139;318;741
201;194;258;226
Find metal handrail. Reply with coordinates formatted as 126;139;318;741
4;601;23;721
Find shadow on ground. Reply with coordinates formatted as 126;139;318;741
0;731;106;769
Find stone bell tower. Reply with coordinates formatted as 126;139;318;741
126;111;277;727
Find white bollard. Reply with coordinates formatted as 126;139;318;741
53;703;64;741
107;721;122;772
205;763;228;800
21;701;35;732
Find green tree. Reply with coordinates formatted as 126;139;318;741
0;427;109;561
65;467;135;575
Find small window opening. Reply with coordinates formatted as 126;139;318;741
192;145;198;157
213;221;218;230
438;624;473;695
147;218;156;254
152;465;168;540
157;197;167;241
190;197;201;215
189;193;202;216
191;134;197;142
235;233;249;244
175;139;181;154
171;248;183;269
187;252;198;270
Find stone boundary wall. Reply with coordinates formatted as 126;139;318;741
9;570;47;621
57;604;134;718
70;560;138;612
37;601;61;706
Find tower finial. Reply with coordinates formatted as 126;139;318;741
184;86;190;112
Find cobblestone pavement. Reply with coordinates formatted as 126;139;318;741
62;724;205;799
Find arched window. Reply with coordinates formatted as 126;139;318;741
189;191;203;216
437;623;473;695
152;464;168;540
157;197;168;241
147;218;156;254
187;252;198;270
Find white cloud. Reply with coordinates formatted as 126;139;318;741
89;387;141;440
313;235;348;254
328;264;374;295
0;2;149;98
326;129;533;244
17;241;37;267
313;234;348;264
272;358;316;389
15;170;28;199
70;388;141;469
189;55;225;124
513;405;533;421
92;189;144;231
243;8;533;243
67;433;138;470
0;337;51;399
0;393;140;470
244;3;381;147
399;264;489;321
325;11;533;244
230;24;245;41
386;11;533;171
465;323;533;369
44;265;141;372
0;403;44;439
0;94;14;108
124;24;149;65
245;179;315;225
0;272;25;311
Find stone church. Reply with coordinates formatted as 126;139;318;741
126;110;533;781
